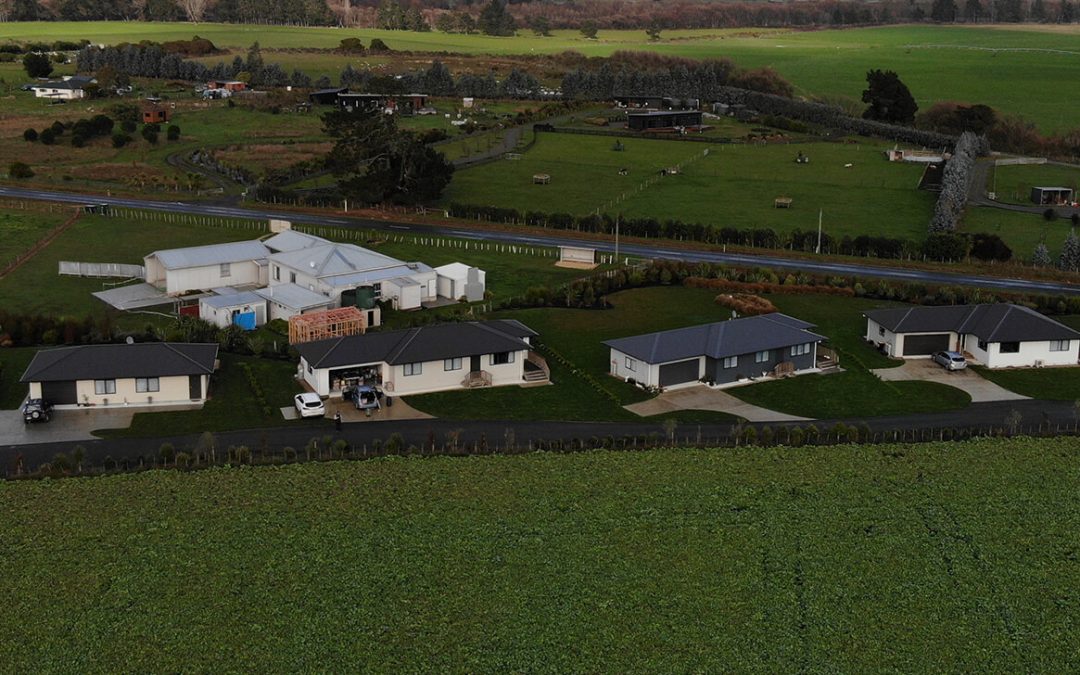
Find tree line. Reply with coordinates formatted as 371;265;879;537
3;0;1079;28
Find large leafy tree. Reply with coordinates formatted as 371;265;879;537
861;69;918;124
323;109;454;205
22;52;52;78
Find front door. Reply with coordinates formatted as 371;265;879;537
470;355;481;372
189;374;202;400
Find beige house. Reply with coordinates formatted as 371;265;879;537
20;342;219;408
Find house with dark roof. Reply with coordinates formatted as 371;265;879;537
28;75;96;100
20;342;219;408
604;313;826;389
864;303;1080;368
296;320;544;396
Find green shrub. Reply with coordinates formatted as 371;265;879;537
22;128;37;142
8;162;34;179
111;132;131;148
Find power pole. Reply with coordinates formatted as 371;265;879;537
615;214;621;264
815;208;823;254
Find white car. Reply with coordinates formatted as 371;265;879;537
294;392;326;418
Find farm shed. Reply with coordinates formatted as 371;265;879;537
289;306;367;345
308;87;347;105
627;110;703;131
142;106;169;124
144;241;270;295
1030;186;1074;206
199;291;267;330
865;303;1080;368
20;342;218;409
605;313;826;389
434;263;486;302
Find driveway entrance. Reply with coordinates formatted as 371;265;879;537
625;384;813;423
872;360;1029;403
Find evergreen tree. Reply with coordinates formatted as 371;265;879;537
528;16;551;36
245;42;263;74
1032;242;1051;267
478;0;515;36
861;69;918;124
931;0;958;20
580;20;598;39
22;52;53;78
1030;0;1046;20
1060;230;1080;271
964;0;982;20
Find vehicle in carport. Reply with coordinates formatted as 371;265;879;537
22;398;53;423
932;351;968;371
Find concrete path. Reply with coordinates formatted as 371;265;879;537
872;360;1029;403
0;407;138;445
326;396;433;423
625;384;813;422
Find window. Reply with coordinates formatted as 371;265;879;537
372;282;382;299
755;350;770;363
723;356;738;369
1051;339;1071;352
289;271;297;284
403;362;422;376
978;339;988;351
878;326;885;337
444;357;462;371
1000;341;1021;354
220;262;231;278
273;265;280;281
135;377;159;393
491;352;515;366
94;379;116;395
790;343;811;357
625;356;636;372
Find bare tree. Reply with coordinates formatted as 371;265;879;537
0;0;14;22
177;0;213;23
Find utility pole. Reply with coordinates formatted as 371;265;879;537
615;214;621;264
815;208;823;254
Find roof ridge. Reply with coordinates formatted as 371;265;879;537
314;337;347;368
162;342;215;374
386;327;423;363
983;304;1017;342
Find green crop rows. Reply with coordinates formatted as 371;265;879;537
2;436;1080;670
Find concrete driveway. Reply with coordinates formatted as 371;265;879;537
0;406;138;446
872;360;1029;403
625;384;813;423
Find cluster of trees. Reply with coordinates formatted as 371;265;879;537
929;131;989;233
75;41;310;88
339;60;542;98
917;100;1080;161
445;202;1015;263
322;108;454;205
561;54;793;101
374;0;428;31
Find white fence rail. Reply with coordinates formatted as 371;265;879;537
59;261;146;278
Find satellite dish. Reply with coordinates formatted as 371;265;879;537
126;336;134;344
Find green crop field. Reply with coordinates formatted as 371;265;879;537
1;23;1077;131
3;436;1080;671
443;132;935;241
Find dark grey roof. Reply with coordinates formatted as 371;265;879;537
297;321;535;369
865;304;1080;343
603;313;825;364
21;343;218;383
311;87;347;95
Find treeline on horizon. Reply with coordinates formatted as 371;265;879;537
0;0;1077;28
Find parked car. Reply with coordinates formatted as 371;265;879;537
294;392;326;418
932;351;968;371
22;398;53;424
352;385;382;411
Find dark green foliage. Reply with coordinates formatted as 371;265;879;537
931;0;959;20
8;162;34;179
969;233;1012;261
1043;208;1057;221
111;132;131;148
141;125;159;144
166;124;181;141
479;0;515;36
22;51;52;78
580;20;599;39
106;102;141;127
23;128;38;142
368;38;391;52
338;38;365;53
862;69;918;124
38;127;56;145
922;232;969;260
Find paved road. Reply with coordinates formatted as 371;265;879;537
3;398;1077;475
2;185;1079;296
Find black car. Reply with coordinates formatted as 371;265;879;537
22;398;53;424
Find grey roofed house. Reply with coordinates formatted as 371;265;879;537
269;242;405;278
297;320;537;369
605;313;825;364
30;75;96;91
20;343;218;383
262;230;329;254
148;240;270;269
864;304;1080;343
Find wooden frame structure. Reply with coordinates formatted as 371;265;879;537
289;306;366;344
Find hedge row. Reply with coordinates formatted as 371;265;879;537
930;131;990;233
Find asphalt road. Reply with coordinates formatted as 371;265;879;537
4;398;1078;475
2;185;1078;296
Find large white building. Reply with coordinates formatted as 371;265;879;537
145;241;270;295
865;304;1080;368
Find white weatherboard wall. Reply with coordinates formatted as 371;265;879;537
199;299;267;329
30;375;208;408
149;260;266;295
384;351;526;396
865;319;900;357
977;339;1079;368
609;348;661;387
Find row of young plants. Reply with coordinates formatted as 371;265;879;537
445;202;1016;262
236;362;275;419
535;342;622;404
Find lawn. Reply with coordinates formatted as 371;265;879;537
3;437;1080;670
95;352;319;438
2;24;1077;131
974;365;1080;402
0;207;68;270
990;162;1080;206
0;347;36;409
443;132;935;241
960;205;1073;261
409;285;973;422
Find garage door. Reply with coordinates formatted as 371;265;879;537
659;359;699;387
41;381;77;405
902;334;950;356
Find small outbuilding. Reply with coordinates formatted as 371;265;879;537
199;291;267;330
1030;186;1074;206
142;106;170;124
557;246;598;269
627;110;703;131
434;263;486;302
